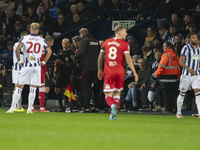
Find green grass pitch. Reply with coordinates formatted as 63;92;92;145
0;109;200;150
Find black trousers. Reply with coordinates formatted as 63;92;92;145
80;70;98;109
161;82;179;111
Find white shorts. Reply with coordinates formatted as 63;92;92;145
19;66;41;86
12;70;21;84
179;75;200;92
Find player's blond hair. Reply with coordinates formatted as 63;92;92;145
114;25;126;34
79;28;89;36
30;23;40;31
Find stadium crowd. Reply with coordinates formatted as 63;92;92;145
1;0;200;114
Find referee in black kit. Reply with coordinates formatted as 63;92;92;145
54;38;74;112
74;28;100;112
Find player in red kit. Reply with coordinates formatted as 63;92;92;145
98;25;138;120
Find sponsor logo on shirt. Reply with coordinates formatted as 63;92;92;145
105;84;110;89
109;61;117;66
90;42;98;45
30;56;36;60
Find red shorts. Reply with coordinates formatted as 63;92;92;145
103;72;124;92
41;67;45;86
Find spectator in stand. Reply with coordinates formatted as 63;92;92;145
0;12;6;51
107;0;126;20
24;0;40;11
26;6;38;23
144;39;154;49
21;14;28;29
12;0;25;16
36;4;49;21
65;4;78;24
64;0;77;14
152;45;162;55
127;35;142;57
39;13;52;31
0;0;12;12
67;14;84;30
94;0;107;19
167;25;184;44
181;13;191;36
124;58;151;111
77;1;91;22
150;52;164;112
174;34;184;58
36;0;53;15
49;0;67;19
186;23;197;35
10;21;25;42
158;25;168;42
153;0;179;28
153;36;162;48
125;54;140;77
142;46;155;67
49;14;68;38
170;13;184;33
4;6;20;38
0;65;7;106
191;3;200;27
145;26;156;43
184;34;190;45
179;0;196;12
0;41;13;69
56;4;66;17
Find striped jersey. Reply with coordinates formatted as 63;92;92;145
19;33;49;67
167;33;184;44
180;43;200;76
12;42;24;71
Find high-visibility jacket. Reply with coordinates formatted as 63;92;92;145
153;49;180;82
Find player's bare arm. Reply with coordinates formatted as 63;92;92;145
97;51;105;80
124;53;139;82
42;47;52;66
15;42;24;66
179;55;196;75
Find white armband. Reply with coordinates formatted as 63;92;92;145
18;60;22;64
41;61;46;65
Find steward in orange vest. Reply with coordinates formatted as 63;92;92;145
152;41;180;112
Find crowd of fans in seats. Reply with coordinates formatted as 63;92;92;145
1;0;200;111
123;0;200;112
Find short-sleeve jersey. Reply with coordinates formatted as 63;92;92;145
13;42;24;71
180;43;200;76
19;33;49;67
102;37;130;74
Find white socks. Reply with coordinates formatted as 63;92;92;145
10;87;23;110
177;93;185;114
16;97;22;109
27;87;37;111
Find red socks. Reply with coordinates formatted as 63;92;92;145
105;95;120;108
39;87;45;108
